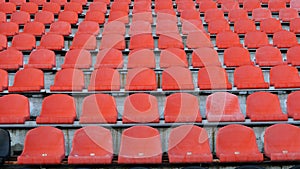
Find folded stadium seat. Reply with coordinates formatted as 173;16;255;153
160;48;188;68
224;47;253;67
132;1;151;13
61;49;92;69
287;46;300;66
158;33;184;49
0;22;18;36
287;91;300;120
0;128;10;164
180;9;201;21
273;30;298;48
84;11;105;24
108;11;129;24
168;125;211;163
252;8;272;22
243;0;261;12
246;92;288;121
216;31;242;49
0;94;29;123
88;2;107;13
198;66;232;90
0;69;7;91
100;34;125;50
11;33;36;51
11;11;30;25
34;11;54;25
0;35;6;51
132;12;153;23
129;21;152;36
8;68;44;92
125;67;157;91
192;47;221;67
255;46;285;66
48;21;71;36
36;94;76;123
20;2;38;14
156;20;179;35
279;8;299;22
228;9;249;23
64;2;82;14
260;18;282;34
162;66;194;90
290;18;300;33
156;10;177;23
50;68;84;91
206;92;245;122
129;33;154;50
155;0;173;12
270;65;300;88
23;21;45;36
181;20;204;35
9;0;25;5
80;94;117;123
216;124;264;162
70;0;87;5
70;33;97;50
291;0;300;11
95;48;123;69
110;2;129;13
204;9;225;23
68;126;113;164
0;48;22;70
24;49;55;70
0;2;16;14
58;11;78;24
18;127;65;164
234;65;269;89
118;126;162;164
38;34;64;50
268;0;286;12
198;0;217;13
177;1;196;13
186;31;213;49
164;93;201;122
244;31;269;48
30;0;46;5
50;0;67;6
88;68;120;91
234;19;256;34
221;0;239;12
42;2;61;14
122;93;159;123
102;21;126;35
264;124;300;161
208;19;230;34
0;12;5;23
127;49;155;68
77;21;99;35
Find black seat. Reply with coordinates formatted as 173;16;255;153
0;129;10;164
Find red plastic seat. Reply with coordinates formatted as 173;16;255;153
155;0;173;12
84;11;105;24
42;2;60;14
118;126;162;164
100;34;125;50
127;49;155;69
0;22;18;36
156;20;178;35
24;49;55;70
198;0;217;13
95;48;123;69
181;20;204;35
255;46;284;66
273;30;298;48
164;93;202;123
156;10;177;23
252;8;272;22
246;92;288;121
10;0;25;5
30;0;45;5
88;2;107;13
50;68;85;91
234;19;256;34
270;65;300;88
221;0;239;12
17;126;65;164
102;21;125;35
160;48;188;68
268;0;286;12
38;34;64;50
192;47;221;68
162;66;194;90
110;2;129;13
48;21;71;36
208;19;230;34
61;49;92;69
291;0;300;11
132;12;153;23
23;22;45;36
180;9;201;21
88;68;120;91
244;31;269;48
0;34;6;51
36;94;76;123
0;12;5;23
50;0;67;6
243;0;261;12
0;94;29;123
11;11;30;25
234;65;269;89
129;21;151;36
290;18;300;33
64;2;82;14
177;1;196;13
158;33;183;49
287;46;300;66
186;31;213;49
78;21;99;35
216;31;242;49
287;91;300;119
125;67;157;91
198;66;232;90
0;48;22;70
260;18;282;34
35;11;54;25
204;9;224;23
224;47;253;67
279;8;299;22
122;93;159;123
168;125;212;163
228;9;249;22
0;2;16;14
11;33;36;51
94;0;109;4
132;1;151;13
20;2;38;14
108;11;128;24
216;124;264;162
0;69;7;91
8;68;44;92
70;0;87;5
206;92;245;122
58;11;78;24
70;33;96;50
129;33;154;50
68;126;113;164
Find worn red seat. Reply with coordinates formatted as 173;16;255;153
279;8;299;22
23;21;45;36
162;66;194;90
208;19;230;34
17;126;65;164
50;68;85;91
221;0;239;12
11;11;30;25
252;8;272;22
64;2;82;14
0;94;29;123
164;93;202;123
34;11;54;25
192;47;221;68
216;31;242;49
260;18;282;34
287;46;300;66
160;48;188;68
234;65;269;89
127;49;155;69
268;0;286;12
224;47;253;67
156;20;178;35
125;67;157;91
198;66;232;90
270;65;300;88
155;0;173;12
243;0;260;12
102;21;125;35
216;124;264;162
108;11;128;24
234;19;256;34
181;20;204;35
228;9;249;22
132;1;151;13
129;21;152;36
88;2;107;13
177;1;196;12
287;91;300;120
0;22;18;36
88;68;120;91
204;9;224;23
84;11;105;24
48;21;71;36
132;12;153;23
58;11;78;24
38;34;64;50
61;49;91;69
186;31;213;49
20;2;38;14
42;2;60;14
158;33;184;49
94;48;123;69
198;0;217;13
290;18;300;33
110;2;129;13
0;48;23;71
255;46;285;66
244;31;269;48
100;34;125;50
168;125;212;163
273;30;298;48
156;10;177;23
50;0;67;5
11;33;36;51
70;33;96;50
0;2;16;14
77;21;99;35
129;33;154;50
24;49;55;70
0;69;7;91
246;92;288;121
68;126;113;164
180;9;201;21
30;0;45;5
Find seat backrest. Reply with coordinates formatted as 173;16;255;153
25;49;56;70
100;34;125;50
39;34;64;50
127;49;156;69
11;68;44;88
273;30;298;48
216;31;242;49
192;47;221;68
160;48;188;68
162;66;194;90
102;21;125;35
0;48;23;70
186;31;213;49
255;46;284;67
62;49;91;69
125;67;157;91
0;69;8;90
77;21;99;35
95;48;123;69
234;65;268;89
23;21;45;36
260;18;282;34
12;33;36;51
287;91;300;118
48;21;71;36
88;68;120;91
270;65;300;86
224;47;253;67
0;94;29;118
252;8;272;22
52;68;84;88
198;66;232;89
